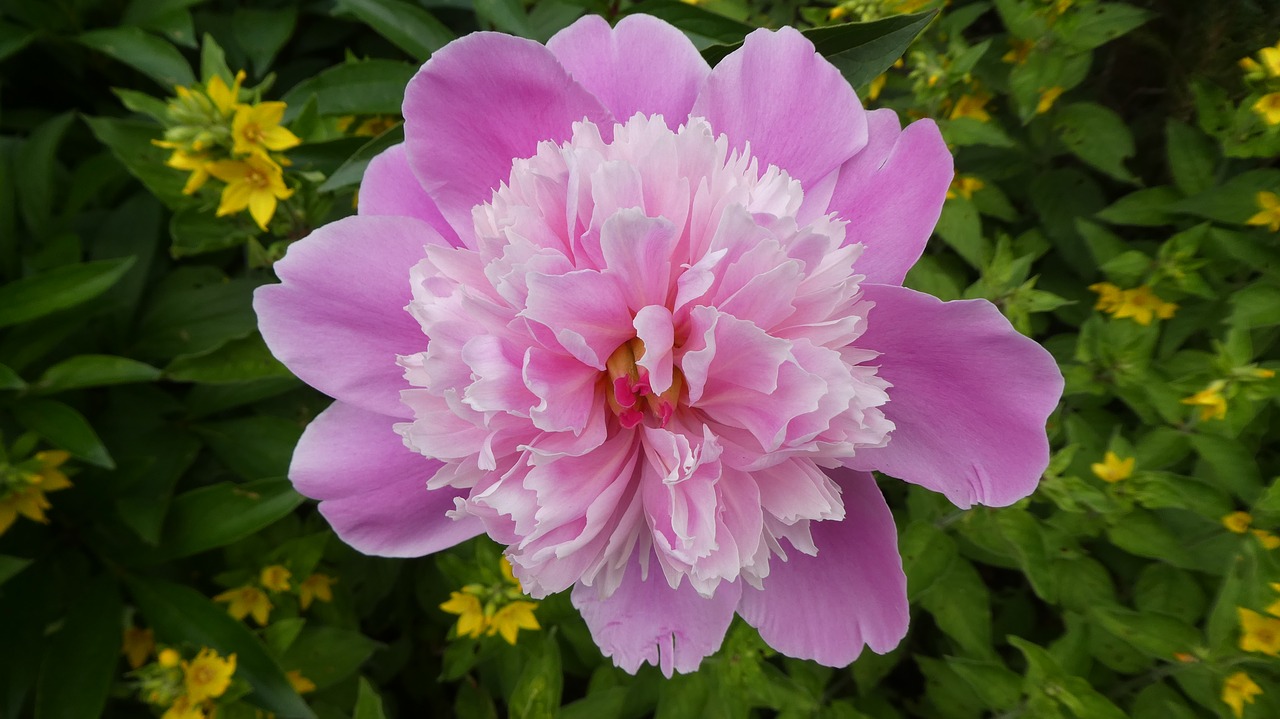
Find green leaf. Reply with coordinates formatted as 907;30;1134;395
0;555;32;587
899;520;958;600
1166;119;1216;196
83;115;190;209
15;113;74;238
0;257;134;329
78;27;195;89
0;363;26;390
1059;3;1152;51
11;399;114;468
231;7;298;77
509;632;563;719
1229;282;1280;329
169;207;258;258
195;416;302;480
317;124;405;192
941;117;1017;148
335;0;454;61
280;627;380;690
1190;434;1263;503
114;428;202;545
801;11;938;89
919;557;994;660
126;576;315;719
1090;606;1201;660
281;60;418;122
935;199;989;269
626;0;755;52
354;677;389;719
164;334;291;384
113;88;170;122
475;0;535;37
122;0;201;48
0;21;36;63
946;658;1023;712
1134;564;1206;624
133;268;263;359
1009;636;1128;719
34;355;160;393
34;576;122;719
1171;169;1280;224
1095;187;1180;226
158;478;303;558
1053;102;1138;183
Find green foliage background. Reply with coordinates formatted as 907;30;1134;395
1;0;1279;717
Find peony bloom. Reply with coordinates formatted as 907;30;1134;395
255;15;1062;674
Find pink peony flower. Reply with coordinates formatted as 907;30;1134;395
255;15;1063;675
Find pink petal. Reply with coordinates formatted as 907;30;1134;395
600;209;678;311
546;14;709;126
632;305;674;394
572;556;741;677
403;31;611;240
826;112;951;285
290;401;482;557
255;215;445;418
522;269;633;368
358;144;462;248
524;346;603;434
848;285;1063;507
691;27;867;195
737;469;906;666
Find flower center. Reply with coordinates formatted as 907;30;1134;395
603;338;683;429
246;168;268;188
243;123;263;143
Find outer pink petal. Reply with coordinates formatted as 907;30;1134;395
826;112;951;285
358;144;462;248
547;14;709;126
572;558;741;677
403;32;612;240
737;469;906;666
848;285;1063;507
255;215;445;418
290;401;482;557
691;27;867;195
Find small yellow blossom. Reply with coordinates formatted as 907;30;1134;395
1261;45;1280;78
949;93;991;122
1247;191;1280;232
1182;380;1228;421
946;175;984;201
1003;38;1034;65
1089;282;1122;313
1036;86;1065;114
158;648;182;668
489;601;540;645
164;150;213;195
298;573;336;610
891;0;932;12
867;73;887;101
440;591;486;638
828;5;848;21
205;70;246;117
260;565;292;593
1091;451;1134;483
1223;511;1253;534
1253;93;1280;125
1104;285;1177;326
207;155;293;231
1239;607;1280;656
182;648;236;703
0;450;72;536
231;102;301;158
1240;56;1263;77
213;585;273;625
161;695;208;719
1223;672;1262;718
1253;529;1280;549
286;669;317;694
122;626;155;670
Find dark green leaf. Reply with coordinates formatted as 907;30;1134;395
280;627;380;690
169;207;258;258
133;268;263;359
34;576;122;719
335;0;454;61
126;576;315;718
475;0;535;37
1095;187;1180;226
0;363;25;390
78;27;195;89
803;11;938;89
34;355;160;393
12;399;114;468
509;632;562;719
1229;282;1280;329
1060;3;1151;51
0;21;36;63
1053;102;1138;183
317;124;405;192
164;334;291;384
0;556;31;587
15;113;74;238
83;116;190;209
0;257;134;329
1090;606;1201;660
281;60;417;122
231;7;298;77
1171;169;1280;224
194;416;302;480
354;677;389;719
159;478;303;558
1166;119;1216;196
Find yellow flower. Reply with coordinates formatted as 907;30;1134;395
122;626;155;670
353;116;399;137
213;585;273;625
286;669;317;694
207;155;293;231
1036;86;1065;114
231;102;301;158
867;73;887;101
182;648;236;703
1223;672;1262;718
946;175;984;201
164;150;213;195
0;450;72;536
1239;607;1280;656
828;5;848;20
1223;511;1253;534
1269;599;1280;618
1247;191;1280;232
441;591;487;638
1182;380;1228;421
158;648;182;668
949;93;991;122
1261;45;1280;78
1088;282;1122;313
1107;286;1177;326
488;601;540;645
891;0;932;12
298;573;336;610
260;565;292;592
161;695;208;719
1003;38;1034;65
1253;93;1280;125
205;70;246;117
1253;529;1280;549
1090;451;1134;483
